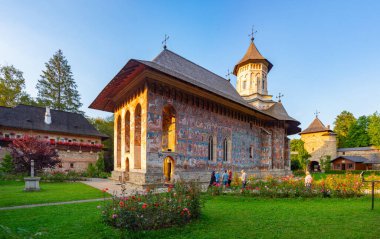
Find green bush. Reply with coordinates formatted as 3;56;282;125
0;154;15;173
98;171;111;179
101;182;202;231
86;163;97;178
39;171;83;182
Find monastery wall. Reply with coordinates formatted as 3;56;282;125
144;88;290;185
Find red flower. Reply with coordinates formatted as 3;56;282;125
119;201;124;207
142;203;147;209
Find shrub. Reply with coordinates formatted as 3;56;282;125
0;154;15;173
39;171;83;182
87;163;97;178
100;182;202;231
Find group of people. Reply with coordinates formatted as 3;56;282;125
209;169;247;188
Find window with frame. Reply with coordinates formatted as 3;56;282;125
223;138;228;162
208;136;214;161
348;163;353;169
249;146;253;159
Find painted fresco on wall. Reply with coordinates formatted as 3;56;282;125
146;89;288;174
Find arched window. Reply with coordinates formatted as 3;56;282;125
223;138;228;162
116;115;121;168
208;136;213;161
134;104;142;169
162;105;176;152
125;111;130;152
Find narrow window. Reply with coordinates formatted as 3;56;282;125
162;105;176;152
125;111;130;152
208;136;213;161
249;146;253;158
223;138;228;162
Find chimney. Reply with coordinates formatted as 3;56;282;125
45;107;51;125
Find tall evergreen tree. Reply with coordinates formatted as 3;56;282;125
333;111;356;148
0;65;33;107
37;50;82;113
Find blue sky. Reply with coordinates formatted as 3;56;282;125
1;0;379;137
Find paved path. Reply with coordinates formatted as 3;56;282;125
0;198;111;211
81;178;142;196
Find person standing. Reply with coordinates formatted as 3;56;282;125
215;171;220;185
228;170;232;187
209;171;216;186
241;170;247;189
305;171;313;188
222;170;228;187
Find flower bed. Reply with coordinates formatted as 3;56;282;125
100;182;202;231
208;174;364;198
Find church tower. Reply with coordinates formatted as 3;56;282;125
233;35;275;110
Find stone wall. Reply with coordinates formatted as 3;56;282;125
144;88;290;184
301;132;337;163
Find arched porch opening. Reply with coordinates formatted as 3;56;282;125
163;156;175;182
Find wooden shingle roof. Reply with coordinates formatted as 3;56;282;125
233;40;273;75
300;117;332;134
0;105;107;138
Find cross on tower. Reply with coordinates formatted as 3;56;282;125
162;34;169;49
276;93;284;102
314;110;320;118
249;25;257;42
225;69;232;82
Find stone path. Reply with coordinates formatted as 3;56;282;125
0;198;110;211
81;178;143;196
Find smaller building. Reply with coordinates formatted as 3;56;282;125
0;105;107;171
332;147;380;170
299;116;337;171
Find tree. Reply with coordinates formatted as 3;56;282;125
368;112;380;146
0;65;33;107
345;115;370;147
290;139;311;171
0;153;15;173
37;49;82;113
333;111;356;148
9;136;60;174
88;116;114;172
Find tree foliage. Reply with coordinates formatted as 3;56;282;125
345;116;370;147
0;65;34;107
0;154;15;173
88;116;114;172
290;139;311;170
368;112;380;146
333;111;357;148
37;49;82;113
9;136;60;174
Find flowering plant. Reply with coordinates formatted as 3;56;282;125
100;181;202;231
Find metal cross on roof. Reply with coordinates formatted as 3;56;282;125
162;34;169;49
276;93;284;102
225;69;232;82
314;110;320;118
249;25;257;42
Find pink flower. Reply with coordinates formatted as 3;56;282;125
142;203;147;209
112;214;118;219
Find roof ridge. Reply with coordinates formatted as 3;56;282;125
154;49;229;82
16;104;84;116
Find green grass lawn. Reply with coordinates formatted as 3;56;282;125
0;196;379;239
0;181;108;207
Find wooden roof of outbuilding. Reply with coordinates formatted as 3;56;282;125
300;117;333;134
0;105;107;139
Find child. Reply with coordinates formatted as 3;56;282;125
305;171;313;188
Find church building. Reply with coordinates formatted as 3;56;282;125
90;36;300;188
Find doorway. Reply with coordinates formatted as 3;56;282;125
163;156;175;182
